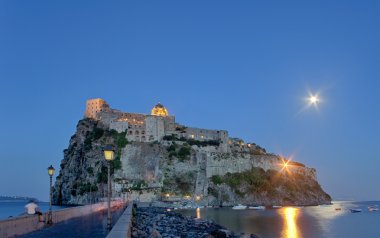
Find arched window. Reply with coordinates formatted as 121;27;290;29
135;131;139;135
141;136;146;141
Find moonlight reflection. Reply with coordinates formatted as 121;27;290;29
280;207;301;238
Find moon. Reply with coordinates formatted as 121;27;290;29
309;95;319;105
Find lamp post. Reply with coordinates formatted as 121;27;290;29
47;165;55;225
103;145;115;231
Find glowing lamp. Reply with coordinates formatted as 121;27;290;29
103;145;115;161
47;165;55;176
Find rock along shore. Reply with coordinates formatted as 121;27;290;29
131;206;259;238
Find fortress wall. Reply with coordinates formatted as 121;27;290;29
119;113;146;124
163;116;176;131
145;116;165;142
127;123;146;142
98;111;122;127
110;121;129;133
184;127;229;142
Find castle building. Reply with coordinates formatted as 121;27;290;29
84;99;229;150
84;98;109;119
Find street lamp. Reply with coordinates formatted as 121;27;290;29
103;145;115;231
47;165;55;225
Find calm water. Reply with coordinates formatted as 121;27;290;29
0;200;67;220
179;201;380;238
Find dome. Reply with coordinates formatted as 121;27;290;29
151;103;169;116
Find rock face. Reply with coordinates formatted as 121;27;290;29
53;119;331;206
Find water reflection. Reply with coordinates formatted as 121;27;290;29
280;207;301;238
196;207;201;219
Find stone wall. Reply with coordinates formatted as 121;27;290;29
85;98;110;119
106;204;133;238
110;121;129;133
145;116;165;142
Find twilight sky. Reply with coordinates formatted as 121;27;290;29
1;1;379;201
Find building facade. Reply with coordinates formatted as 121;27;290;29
84;98;229;147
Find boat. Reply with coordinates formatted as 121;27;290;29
368;206;379;212
335;208;342;211
232;204;247;210
350;209;362;213
272;205;282;209
248;206;266;210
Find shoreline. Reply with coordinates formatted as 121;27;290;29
131;206;260;238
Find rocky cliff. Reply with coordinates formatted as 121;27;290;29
53;119;331;206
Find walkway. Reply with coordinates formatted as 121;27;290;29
18;207;125;238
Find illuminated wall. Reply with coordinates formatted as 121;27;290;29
85;98;109;119
84;99;229;146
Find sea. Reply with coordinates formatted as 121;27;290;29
179;201;380;238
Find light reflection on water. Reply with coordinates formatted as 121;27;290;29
196;207;201;219
178;201;380;238
280;207;300;238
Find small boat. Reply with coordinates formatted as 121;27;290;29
272;205;282;209
248;206;266;210
350;209;362;213
368;206;379;212
232;204;247;210
335;208;342;211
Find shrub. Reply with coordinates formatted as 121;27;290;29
93;127;104;140
167;143;177;152
97;166;108;184
86;167;94;175
163;134;178;141
178;146;191;160
112;156;122;171
79;182;98;195
211;175;223;185
131;180;147;190
84;137;92;151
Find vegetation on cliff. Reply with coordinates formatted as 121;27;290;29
53;119;129;204
209;167;331;206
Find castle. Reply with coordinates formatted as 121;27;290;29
85;98;229;150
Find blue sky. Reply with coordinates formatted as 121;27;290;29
0;1;379;201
